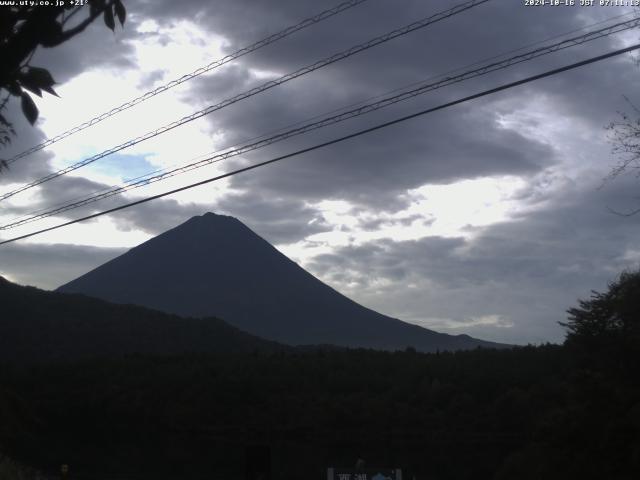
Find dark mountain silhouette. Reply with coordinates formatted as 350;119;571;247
58;213;507;352
0;275;283;362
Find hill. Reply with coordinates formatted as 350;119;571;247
0;276;283;362
58;212;507;352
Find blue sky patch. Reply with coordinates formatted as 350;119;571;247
90;153;158;182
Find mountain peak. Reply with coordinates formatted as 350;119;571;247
199;212;236;221
173;212;249;236
58;214;507;352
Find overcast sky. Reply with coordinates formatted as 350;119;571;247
1;0;640;344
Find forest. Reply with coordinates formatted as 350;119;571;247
0;270;638;480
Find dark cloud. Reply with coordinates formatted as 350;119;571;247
30;15;136;86
109;197;207;235
161;0;637;210
215;190;332;244
0;242;125;290
182;64;256;109
0;175;113;227
306;175;640;344
0;103;55;185
184;76;555;210
8;0;628;213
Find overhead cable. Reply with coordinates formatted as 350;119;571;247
3;0;372;166
1;42;638;246
0;0;491;202
3;15;638;230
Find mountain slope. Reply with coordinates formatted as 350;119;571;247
0;276;282;362
58;213;506;352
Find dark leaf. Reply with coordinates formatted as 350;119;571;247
104;5;115;31
6;82;22;97
114;0;126;26
24;67;58;96
18;72;43;97
27;67;56;87
20;92;38;125
90;0;105;17
44;85;59;97
19;83;42;97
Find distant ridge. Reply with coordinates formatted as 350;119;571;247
0;277;283;362
58;213;508;352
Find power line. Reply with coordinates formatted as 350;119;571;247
0;0;491;202
10;9;630;226
4;15;636;229
1;165;168;226
1;42;637;246
31;10;635;217
3;15;638;230
4;0;372;166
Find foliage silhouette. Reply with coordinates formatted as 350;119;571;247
0;0;126;149
561;268;640;376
